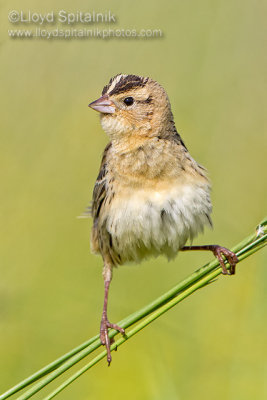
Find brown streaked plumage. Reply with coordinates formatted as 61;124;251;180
88;74;238;364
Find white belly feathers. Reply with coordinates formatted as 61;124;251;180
105;183;212;263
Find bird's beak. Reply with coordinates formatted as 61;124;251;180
88;95;115;114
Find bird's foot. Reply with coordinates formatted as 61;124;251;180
211;245;239;275
100;317;125;365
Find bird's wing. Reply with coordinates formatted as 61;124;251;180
91;142;111;220
172;128;188;151
91;142;111;253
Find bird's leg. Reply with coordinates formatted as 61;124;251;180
100;265;125;365
181;245;238;275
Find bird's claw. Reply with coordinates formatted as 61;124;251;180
100;318;125;365
212;245;239;275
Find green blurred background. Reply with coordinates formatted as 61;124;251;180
0;0;266;399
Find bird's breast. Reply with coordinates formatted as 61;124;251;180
104;182;212;263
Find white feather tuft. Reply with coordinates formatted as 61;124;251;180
106;183;212;263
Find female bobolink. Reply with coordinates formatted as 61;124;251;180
89;74;238;364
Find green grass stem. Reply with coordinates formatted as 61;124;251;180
1;217;266;400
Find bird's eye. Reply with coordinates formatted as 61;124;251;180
123;97;134;106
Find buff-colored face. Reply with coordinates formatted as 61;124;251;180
89;74;172;140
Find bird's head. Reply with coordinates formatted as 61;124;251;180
89;74;173;144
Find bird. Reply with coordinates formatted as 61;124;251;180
88;73;238;364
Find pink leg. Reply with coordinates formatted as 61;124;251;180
100;279;125;365
181;245;238;275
